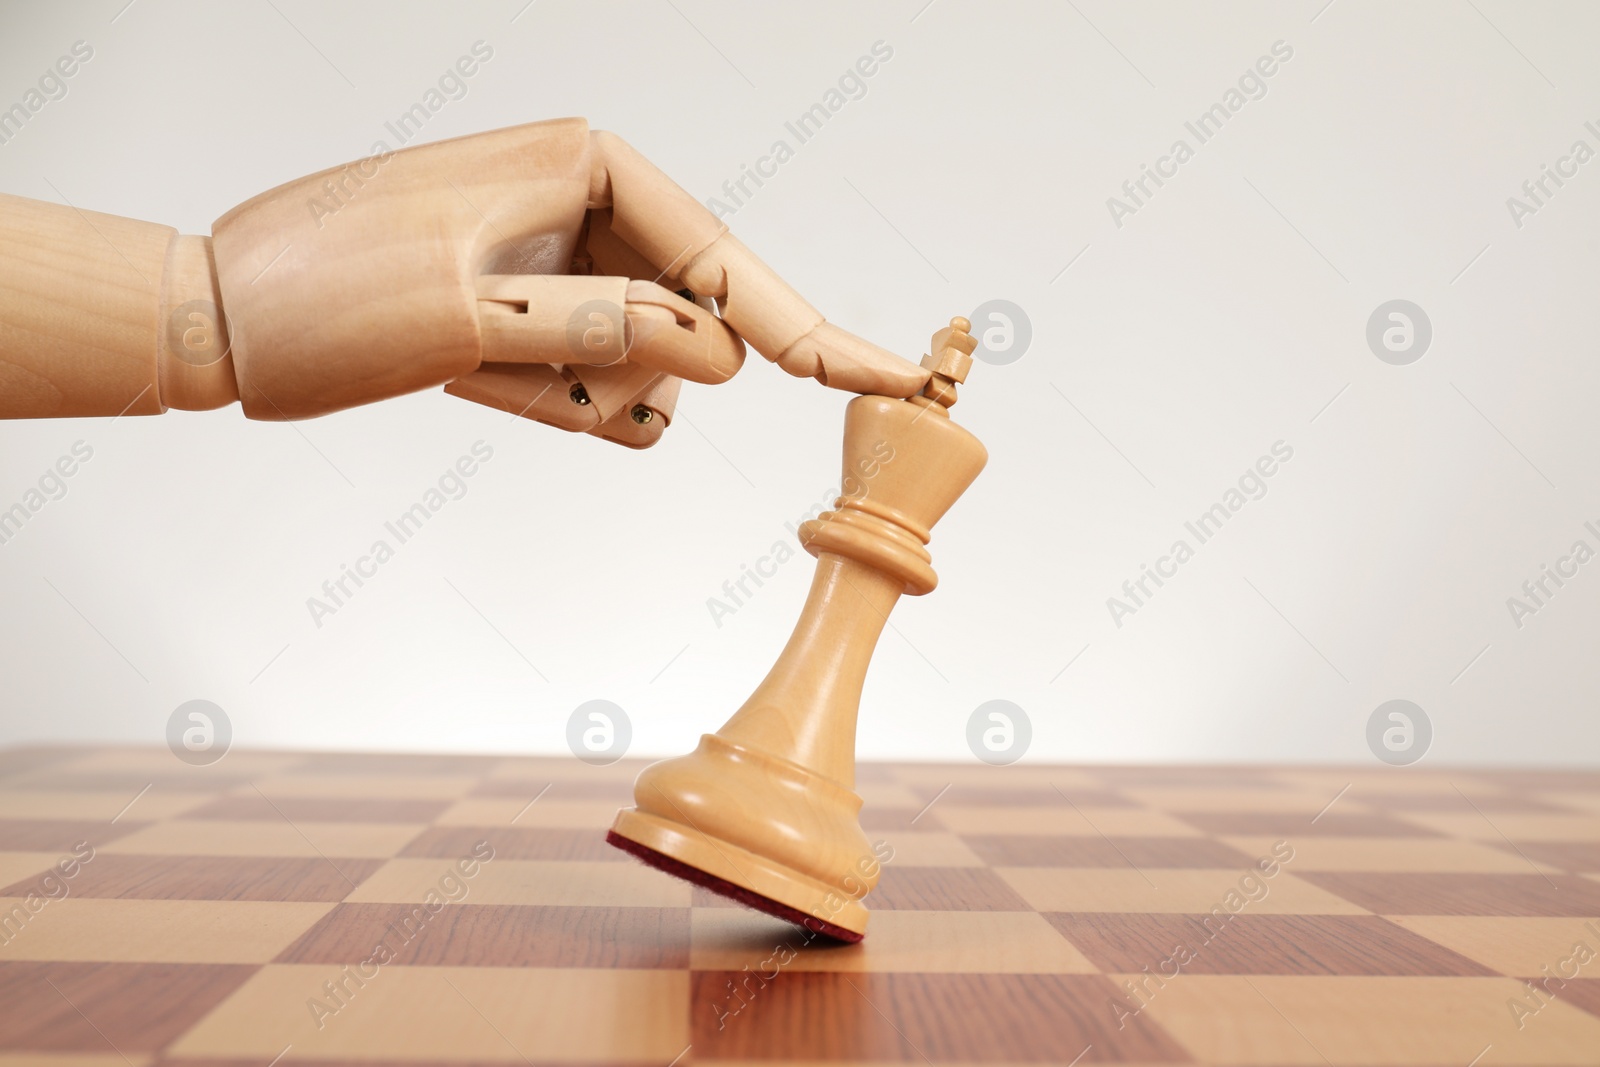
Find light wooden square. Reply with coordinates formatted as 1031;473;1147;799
1135;975;1600;1064
1387;915;1600;975
0;897;333;962
169;964;689;1061
0;788;209;821
0;852;60;887
870;831;984;867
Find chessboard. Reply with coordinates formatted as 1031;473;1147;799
2;746;1599;1065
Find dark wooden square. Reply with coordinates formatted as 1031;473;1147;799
1046;912;1496;975
690;971;1190;1061
275;902;690;968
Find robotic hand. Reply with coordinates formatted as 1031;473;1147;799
0;118;930;447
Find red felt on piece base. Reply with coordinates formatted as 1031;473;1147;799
605;829;864;944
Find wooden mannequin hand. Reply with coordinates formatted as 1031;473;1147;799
447;127;933;447
0;118;931;449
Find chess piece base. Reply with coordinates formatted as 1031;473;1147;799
607;730;874;941
606;824;864;943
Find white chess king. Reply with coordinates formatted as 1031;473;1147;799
608;317;988;941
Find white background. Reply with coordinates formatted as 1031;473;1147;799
0;1;1596;767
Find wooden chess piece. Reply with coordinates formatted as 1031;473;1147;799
608;317;987;941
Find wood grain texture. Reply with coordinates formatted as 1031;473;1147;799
0;961;256;1050
182;795;451;824
1175;810;1444;837
0;748;1597;1062
0;194;168;418
1298;871;1600;915
0;819;144;851
1484;839;1600;872
7;855;385;901
689;971;1191;1061
867;866;1035;911
1045;912;1498;975
276;902;690;969
467;777;628;800
399;826;622;862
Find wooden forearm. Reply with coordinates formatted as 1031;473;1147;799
0;192;238;418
